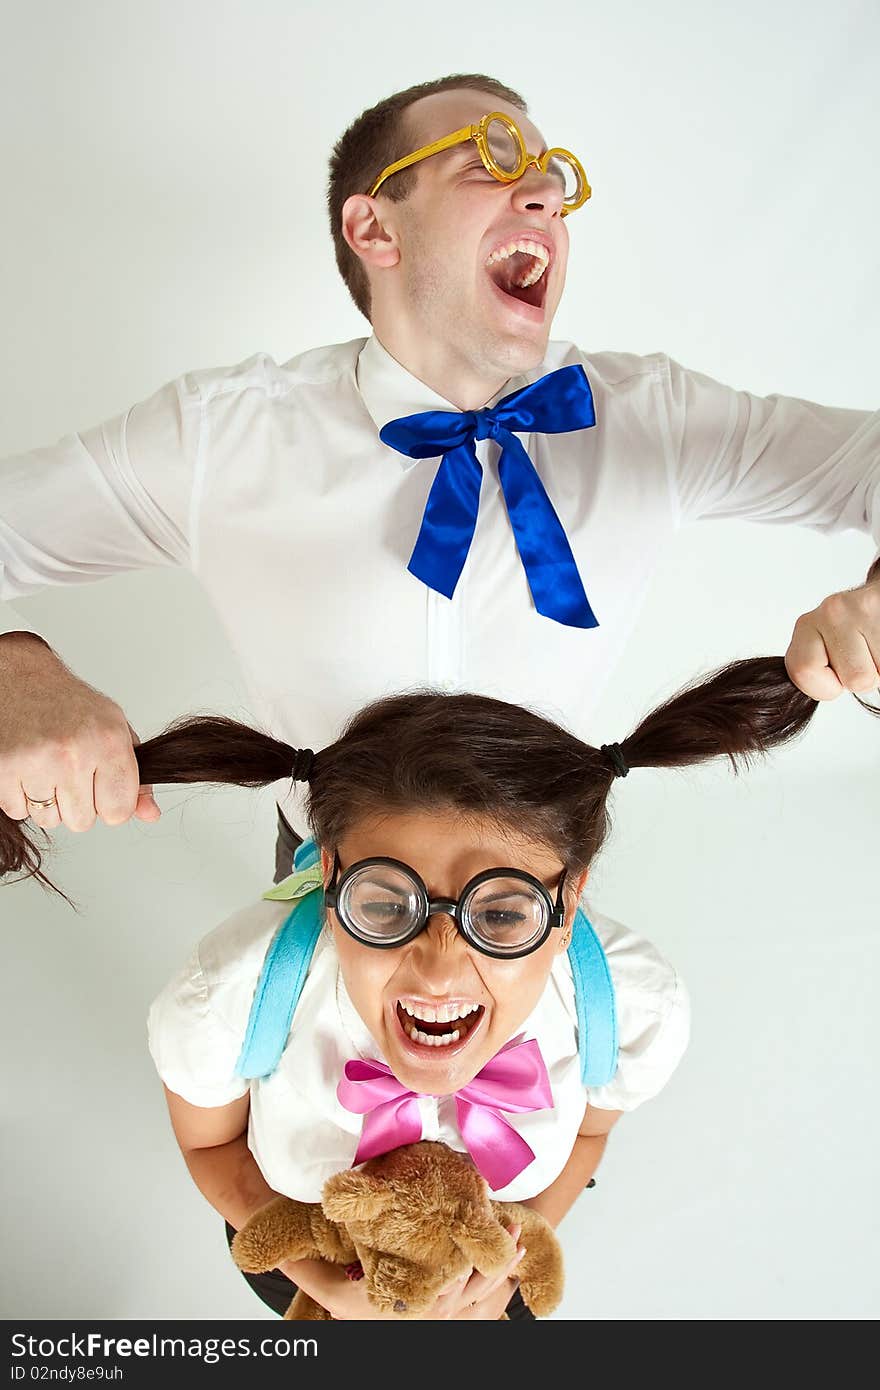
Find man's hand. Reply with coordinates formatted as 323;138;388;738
0;632;161;830
784;579;880;701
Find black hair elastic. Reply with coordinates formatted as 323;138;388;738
290;748;315;783
600;742;629;779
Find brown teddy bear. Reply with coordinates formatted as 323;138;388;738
231;1140;564;1319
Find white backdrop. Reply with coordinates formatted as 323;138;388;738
0;0;878;1322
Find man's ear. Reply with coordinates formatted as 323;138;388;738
340;194;401;270
320;845;333;888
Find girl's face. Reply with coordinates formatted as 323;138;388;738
321;807;587;1096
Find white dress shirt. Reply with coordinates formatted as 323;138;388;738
147;892;690;1202
2;334;878;831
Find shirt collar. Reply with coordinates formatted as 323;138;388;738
356;333;538;469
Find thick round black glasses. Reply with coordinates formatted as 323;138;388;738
324;854;567;960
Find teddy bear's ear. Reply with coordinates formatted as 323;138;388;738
322;1169;394;1223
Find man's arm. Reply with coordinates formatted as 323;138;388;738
0;374;196;605
0;373;200;833
661;356;880;698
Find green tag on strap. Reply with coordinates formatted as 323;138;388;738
261;863;324;902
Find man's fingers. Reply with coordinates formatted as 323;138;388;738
20;723;161;832
785;621;845;701
0;788;30;821
863;624;880;688
125;722;161;822
787;592;880;700
0;648;156;833
54;769;98;834
828;633;880;693
94;750;159;825
18;781;61;829
134;790;162;821
817;592;880;692
93;766;158;825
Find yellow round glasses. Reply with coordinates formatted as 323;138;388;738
367;111;591;218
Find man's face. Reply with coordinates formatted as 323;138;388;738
374;89;571;383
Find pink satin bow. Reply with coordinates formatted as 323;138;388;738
336;1036;553;1191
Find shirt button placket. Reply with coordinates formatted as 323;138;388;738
425;443;469;694
427;588;459;692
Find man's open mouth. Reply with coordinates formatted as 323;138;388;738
485;237;551;309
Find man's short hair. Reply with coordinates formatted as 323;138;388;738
327;73;528;323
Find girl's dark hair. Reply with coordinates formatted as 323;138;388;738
3;657;877;907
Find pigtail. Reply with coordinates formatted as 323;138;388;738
611;656;879;778
3;661;876;907
134;713;309;791
0;714;312;904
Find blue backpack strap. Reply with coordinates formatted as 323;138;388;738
235;836;324;1080
293;837;321;871
567;907;618;1086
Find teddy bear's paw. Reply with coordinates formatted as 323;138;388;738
515;1237;564;1317
497;1203;564;1318
231;1196;320;1273
365;1254;438;1319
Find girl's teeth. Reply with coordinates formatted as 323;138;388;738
400;1001;479;1024
406;1023;462;1047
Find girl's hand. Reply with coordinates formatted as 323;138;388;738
441;1225;527;1321
279;1259;410;1321
451;1274;523;1320
415;1222;526;1322
282;1222;525;1321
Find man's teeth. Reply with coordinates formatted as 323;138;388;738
485;238;550;289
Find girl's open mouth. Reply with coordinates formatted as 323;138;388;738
395;998;486;1053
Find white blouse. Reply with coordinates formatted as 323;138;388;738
147;892;690;1202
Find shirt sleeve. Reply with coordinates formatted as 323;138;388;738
147;946;251;1109
584;918;691;1113
0;372;201;613
659;355;880;545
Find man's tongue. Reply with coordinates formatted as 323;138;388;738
487;250;544;306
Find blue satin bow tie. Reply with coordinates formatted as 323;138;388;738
379;364;599;629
